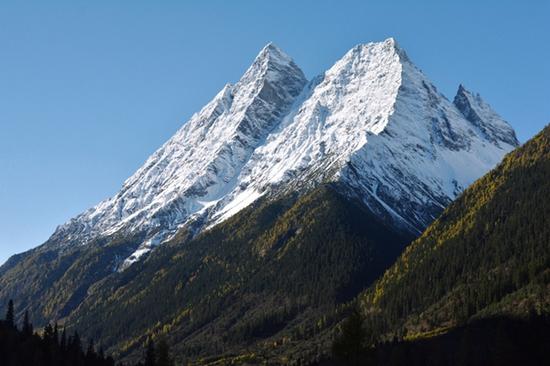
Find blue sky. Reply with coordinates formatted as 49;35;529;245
1;0;549;264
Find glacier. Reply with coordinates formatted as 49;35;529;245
46;38;518;268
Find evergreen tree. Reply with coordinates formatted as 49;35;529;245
53;322;59;344
155;338;173;366
332;308;369;366
87;338;96;359
5;299;14;328
144;340;156;366
69;331;82;355
60;328;67;351
43;323;54;342
23;310;33;336
0;304;161;366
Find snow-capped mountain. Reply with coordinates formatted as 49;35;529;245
48;38;518;268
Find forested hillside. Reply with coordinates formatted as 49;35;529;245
331;312;550;366
64;185;413;364
0;300;118;366
360;125;550;337
325;125;550;365
0;300;179;366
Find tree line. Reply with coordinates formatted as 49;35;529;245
331;306;550;366
0;300;174;366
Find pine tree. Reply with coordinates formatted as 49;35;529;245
68;331;83;366
60;328;67;351
156;338;174;366
5;299;15;328
73;331;81;349
86;338;97;363
0;310;155;366
53;322;59;344
70;331;82;355
23;310;33;336
144;339;156;366
43;323;54;342
331;309;368;366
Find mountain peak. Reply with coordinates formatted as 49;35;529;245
455;83;482;102
348;37;398;55
335;37;411;76
379;36;400;51
238;42;306;89
356;37;397;49
457;83;468;93
453;84;519;146
31;38;517;269
260;41;285;54
253;42;294;67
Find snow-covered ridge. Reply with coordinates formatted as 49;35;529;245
50;42;307;260
48;38;518;267
208;39;405;224
207;38;518;232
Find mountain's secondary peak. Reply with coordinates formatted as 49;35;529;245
455;83;483;103
453;84;519;146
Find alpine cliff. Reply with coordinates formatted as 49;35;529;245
0;38;519;363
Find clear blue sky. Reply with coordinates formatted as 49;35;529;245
1;0;549;264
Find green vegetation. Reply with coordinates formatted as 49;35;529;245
330;125;550;363
0;184;415;364
62;184;412;364
0;234;145;325
0;300;178;366
331;312;550;366
0;300;117;366
331;308;375;366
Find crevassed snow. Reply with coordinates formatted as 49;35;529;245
47;38;518;267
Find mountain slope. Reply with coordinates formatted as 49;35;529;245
0;38;519;360
65;184;414;363
62;123;548;365
359;124;550;339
